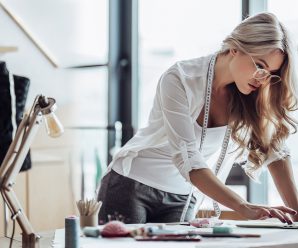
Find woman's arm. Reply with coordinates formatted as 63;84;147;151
190;168;297;223
268;157;298;221
190;168;246;211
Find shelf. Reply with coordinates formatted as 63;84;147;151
0;46;18;53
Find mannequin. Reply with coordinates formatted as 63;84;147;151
0;61;31;171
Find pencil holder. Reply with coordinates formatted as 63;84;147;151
76;199;102;228
80;214;98;228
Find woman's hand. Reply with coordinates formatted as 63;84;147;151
238;202;297;224
189;168;298;224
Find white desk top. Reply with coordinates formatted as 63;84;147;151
53;220;298;248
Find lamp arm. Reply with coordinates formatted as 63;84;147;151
0;94;62;248
0;108;42;188
0;95;41;180
0;106;42;246
1;186;35;236
0;95;41;181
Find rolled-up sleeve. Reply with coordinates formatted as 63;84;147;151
158;66;209;182
263;141;291;168
238;140;291;182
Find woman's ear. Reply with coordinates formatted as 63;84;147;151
230;49;237;56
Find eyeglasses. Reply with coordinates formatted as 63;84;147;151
248;54;281;85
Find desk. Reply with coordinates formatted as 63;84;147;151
53;220;298;248
1;221;298;248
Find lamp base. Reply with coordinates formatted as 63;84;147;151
22;233;40;248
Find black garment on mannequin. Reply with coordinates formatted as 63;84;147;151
0;61;31;171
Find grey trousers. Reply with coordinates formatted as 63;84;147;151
97;170;196;224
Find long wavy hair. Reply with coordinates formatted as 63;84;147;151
219;12;298;176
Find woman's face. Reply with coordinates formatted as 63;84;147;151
229;49;285;95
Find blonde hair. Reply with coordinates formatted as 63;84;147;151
220;12;298;175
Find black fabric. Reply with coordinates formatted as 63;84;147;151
97;170;196;224
0;61;31;171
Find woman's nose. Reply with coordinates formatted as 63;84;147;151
254;79;265;86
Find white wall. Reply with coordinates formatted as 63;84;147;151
0;0;109;206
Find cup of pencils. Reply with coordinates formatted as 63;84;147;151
76;199;102;228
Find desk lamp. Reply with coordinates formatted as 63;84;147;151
0;95;64;248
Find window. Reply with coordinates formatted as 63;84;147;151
266;0;298;205
138;0;242;128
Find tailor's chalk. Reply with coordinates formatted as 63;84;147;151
65;216;80;248
83;226;101;237
213;226;233;234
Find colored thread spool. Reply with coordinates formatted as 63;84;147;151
65;216;80;248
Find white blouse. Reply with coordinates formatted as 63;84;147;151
113;123;227;194
107;53;290;189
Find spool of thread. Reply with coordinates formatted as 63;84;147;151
65;216;80;248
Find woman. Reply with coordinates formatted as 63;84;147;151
98;12;298;224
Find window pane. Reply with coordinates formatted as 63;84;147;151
267;1;298;205
138;0;242;128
